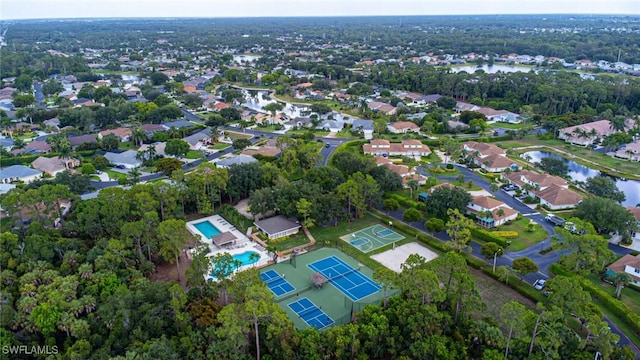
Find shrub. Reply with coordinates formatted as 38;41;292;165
446;163;454;169
470;227;508;247
491;231;519;239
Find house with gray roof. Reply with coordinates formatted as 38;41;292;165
68;134;98;149
215;154;258;169
163;120;193;129
104;150;142;169
183;128;212;150
254;215;301;239
316;120;344;133
0;137;14;151
0;165;43;184
351;119;374;139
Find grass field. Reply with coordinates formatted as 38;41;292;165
468;267;536;318
494;217;547;251
309;215;382;246
584;274;640;315
492;123;530;129
185;150;203;159
270;233;311;252
210;143;231;150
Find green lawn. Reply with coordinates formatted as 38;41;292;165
268;233;311;252
492;123;529;130
185;150;203;159
210;143;231;150
225;131;253;140
103;169;124;181
494;216;547;251
309;214;381;246
255;124;284;132
285;129;330;137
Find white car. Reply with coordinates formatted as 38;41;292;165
534;279;546;290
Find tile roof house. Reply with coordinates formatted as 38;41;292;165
614;140;640;162
138;142;167;157
363;139;431;158
427;182;456;194
367;101;397;115
387;121;420;134
461;141;518;172
627;207;640;241
254;215;301;239
502;170;568;193
606;254;640;286
98;128;133;141
558;120;616;146
536;184;583;210
0;165;43;184
467;195;518;228
141;124;168;137
31;156;80;176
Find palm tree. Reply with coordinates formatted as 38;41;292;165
407;179;419;199
129;167;142;185
490;183;499;193
167;126;180;139
56;138;73;169
610;272;632;299
132;127;147;147
610;116;626;133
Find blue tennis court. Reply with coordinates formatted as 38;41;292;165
377;229;394;237
308;256;381;301
288;298;334;330
261;269;295;296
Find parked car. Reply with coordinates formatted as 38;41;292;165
534;279;546;290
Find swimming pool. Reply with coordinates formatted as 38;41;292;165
207;250;261;280
194;220;222;239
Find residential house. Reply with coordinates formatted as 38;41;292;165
456;102;481;113
558;120;616;146
43;118;61;130
317;120;343;133
627;207;640;241
285;117;314;130
387;121;420;134
98;128;133;142
427;182;456;194
68;134;98;149
163;120;193;129
466;195;518;228
31;156;80;176
254;215;301;239
477;108;522;124
363;139;431;158
501;170;568;193
351;119;374;140
16;140;52;155
183;128;212;150
215;154;258;169
606;254;640;287
367;101;397;115
0;165;43;184
141;124;167;138
138;142;167;157
104;150;142;169
0;137;13;151
461;141;518;172
536;184;583;210
614;140;640;162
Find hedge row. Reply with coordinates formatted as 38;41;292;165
577;277;640;337
385;193;423;210
470;227;508;247
491;231;519;239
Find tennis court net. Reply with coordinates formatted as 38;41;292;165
277;285;312;302
324;266;362;283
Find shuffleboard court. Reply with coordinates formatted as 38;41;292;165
261;269;295;296
288;298;334;330
340;224;405;253
308;255;381;301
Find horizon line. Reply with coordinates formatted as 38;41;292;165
4;13;640;21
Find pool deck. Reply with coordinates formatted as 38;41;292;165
186;215;270;277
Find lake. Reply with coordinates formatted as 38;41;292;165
450;64;535;74
522;151;640;208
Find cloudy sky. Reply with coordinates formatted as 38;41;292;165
2;0;639;20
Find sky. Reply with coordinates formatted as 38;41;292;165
2;0;639;20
